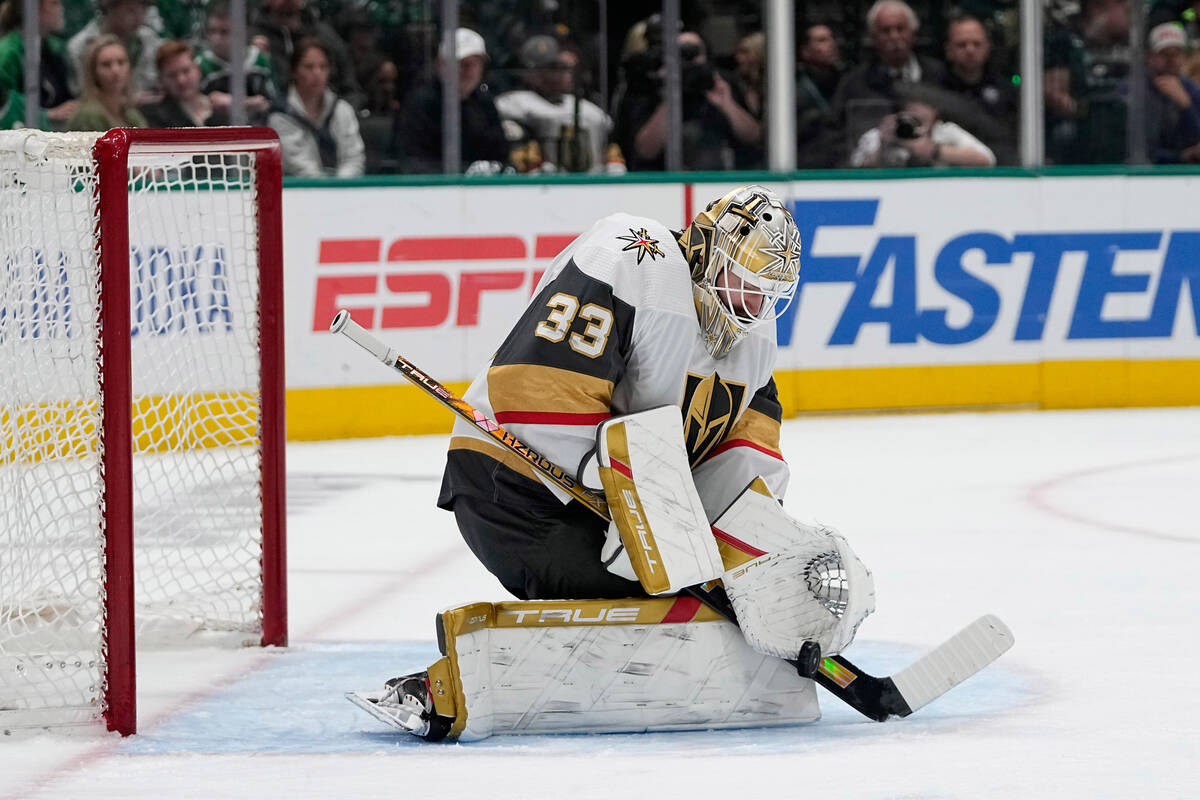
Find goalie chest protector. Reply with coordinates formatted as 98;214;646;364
445;212;783;509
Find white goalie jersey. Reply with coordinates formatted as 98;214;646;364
438;211;790;520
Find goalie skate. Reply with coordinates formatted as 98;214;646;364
346;673;452;741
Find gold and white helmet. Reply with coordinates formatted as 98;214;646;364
679;185;802;358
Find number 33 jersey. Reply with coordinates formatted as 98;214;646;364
438;212;790;521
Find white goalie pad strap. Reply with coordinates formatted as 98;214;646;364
435;598;820;741
596;406;724;595
715;478;875;659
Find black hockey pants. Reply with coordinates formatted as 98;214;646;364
448;494;647;601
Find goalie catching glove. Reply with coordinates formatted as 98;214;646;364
581;407;874;661
713;478;875;659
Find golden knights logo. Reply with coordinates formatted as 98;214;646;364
680;372;746;466
616;227;665;264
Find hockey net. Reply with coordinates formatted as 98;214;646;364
0;129;286;735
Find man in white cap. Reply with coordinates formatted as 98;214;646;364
391;27;510;173
1144;22;1200;163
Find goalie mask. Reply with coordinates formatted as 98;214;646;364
680;185;802;358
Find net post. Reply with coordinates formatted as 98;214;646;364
94;129;137;737
255;134;288;648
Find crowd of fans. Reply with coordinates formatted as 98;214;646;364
1;0;1198;175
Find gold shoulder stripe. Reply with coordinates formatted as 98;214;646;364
724;407;782;453
488;364;613;416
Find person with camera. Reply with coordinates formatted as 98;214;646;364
849;87;995;168
614;28;761;171
831;1;947;149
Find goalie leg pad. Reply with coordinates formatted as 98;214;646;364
715;478;875;659
596;406;724;595
365;598;821;741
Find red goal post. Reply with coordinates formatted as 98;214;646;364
0;128;286;736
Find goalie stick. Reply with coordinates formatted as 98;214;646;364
330;309;1014;721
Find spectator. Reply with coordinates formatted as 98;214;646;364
140;40;228;127
731;31;767;169
796;22;846;168
0;0;77;128
67;0;161;104
362;57;399;116
798;23;843;110
614;29;762;171
358;56;400;173
832;0;948;148
67;34;147;129
149;0;202;41
391;27;510;174
1148;0;1200;41
268;37;364;177
939;14;1019;165
1143;22;1200;163
850;87;995;167
1044;0;1131;164
338;8;388;97
253;0;364;111
495;34;611;172
733;31;765;119
196;0;277;123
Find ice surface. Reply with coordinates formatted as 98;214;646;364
2;407;1197;800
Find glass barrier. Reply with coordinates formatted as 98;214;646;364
4;0;1200;172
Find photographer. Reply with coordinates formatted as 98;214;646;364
613;27;761;171
850;88;995;168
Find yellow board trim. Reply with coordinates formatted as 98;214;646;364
774;359;1200;415
282;359;1200;440
286;381;471;440
2;392;258;464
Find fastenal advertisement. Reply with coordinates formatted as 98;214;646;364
282;176;1200;435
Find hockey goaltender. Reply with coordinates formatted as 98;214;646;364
346;185;997;741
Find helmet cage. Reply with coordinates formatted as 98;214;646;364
708;229;797;331
684;185;802;357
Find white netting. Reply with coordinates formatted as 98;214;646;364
0;131;268;729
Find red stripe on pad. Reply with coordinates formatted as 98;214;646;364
704;438;784;462
493;411;611;426
609;457;633;480
711;525;767;557
660;595;702;624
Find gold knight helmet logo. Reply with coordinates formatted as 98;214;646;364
681;372;746;466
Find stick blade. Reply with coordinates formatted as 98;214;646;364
889;614;1014;715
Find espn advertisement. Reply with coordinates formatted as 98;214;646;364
282;176;1200;437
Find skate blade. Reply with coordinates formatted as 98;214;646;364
345;691;424;732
